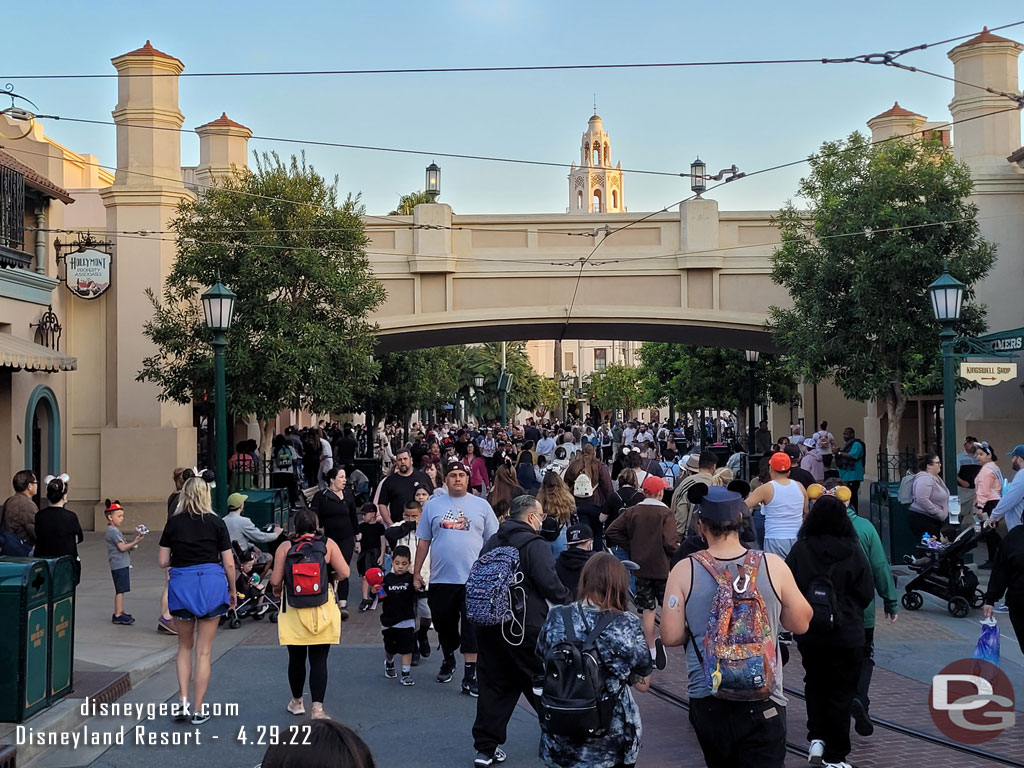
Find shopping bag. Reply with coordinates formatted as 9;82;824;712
973;619;1000;666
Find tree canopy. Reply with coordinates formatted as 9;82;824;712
636;343;795;414
588;364;654;417
769;133;995;453
139;152;384;448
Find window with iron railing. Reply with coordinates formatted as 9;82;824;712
0;166;26;252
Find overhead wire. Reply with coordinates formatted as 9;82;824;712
4;20;1022;80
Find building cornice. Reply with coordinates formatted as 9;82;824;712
0;267;59;306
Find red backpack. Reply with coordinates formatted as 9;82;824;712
282;535;329;611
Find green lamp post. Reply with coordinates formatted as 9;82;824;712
202;278;237;515
928;271;965;496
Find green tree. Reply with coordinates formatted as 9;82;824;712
637;343;795;415
588;364;654;417
460;342;544;422
139;152;385;451
389;190;435;215
367;346;466;424
770;133;995;455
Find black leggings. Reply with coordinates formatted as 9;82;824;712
332;536;355;604
287;644;330;702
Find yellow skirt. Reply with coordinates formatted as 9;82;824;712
277;594;341;646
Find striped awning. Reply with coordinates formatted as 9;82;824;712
0;334;77;372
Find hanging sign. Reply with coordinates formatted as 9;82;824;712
65;248;112;299
960;362;1017;386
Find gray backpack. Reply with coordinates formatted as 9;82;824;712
897;471;919;505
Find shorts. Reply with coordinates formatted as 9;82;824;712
416;595;431;620
634;576;666;611
111;567;130;595
357;549;381;576
383;626;417;656
170;604;229;621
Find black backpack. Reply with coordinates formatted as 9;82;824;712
537;606;620;739
282;535;329;612
806;564;840;631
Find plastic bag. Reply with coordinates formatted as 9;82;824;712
973;619;1000;666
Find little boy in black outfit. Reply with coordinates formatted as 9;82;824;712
381;545;418;686
357;503;387;612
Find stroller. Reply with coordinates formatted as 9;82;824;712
222;541;280;629
901;526;984;618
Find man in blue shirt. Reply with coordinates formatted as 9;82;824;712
836;427;866;511
988;445;1024;532
414;460;499;696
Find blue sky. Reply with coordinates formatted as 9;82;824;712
4;1;1022;215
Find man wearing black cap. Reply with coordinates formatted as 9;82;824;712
661;487;812;768
414;460;499;696
555;523;595;598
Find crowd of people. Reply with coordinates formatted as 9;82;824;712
5;412;1024;768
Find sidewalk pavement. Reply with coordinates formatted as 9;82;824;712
0;530;265;767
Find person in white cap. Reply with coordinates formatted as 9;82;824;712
801;438;825;484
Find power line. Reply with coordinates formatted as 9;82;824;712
5;20;1021;80
31;115;696;178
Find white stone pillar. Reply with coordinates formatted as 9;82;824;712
98;41;197;529
195;113;252;188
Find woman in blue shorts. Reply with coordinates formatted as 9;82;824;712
159;476;236;725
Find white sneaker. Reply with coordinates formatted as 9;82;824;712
823;763;852;768
808;739;824;766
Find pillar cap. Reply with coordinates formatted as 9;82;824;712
114;39;184;67
199;112;250;131
949;27;1022;58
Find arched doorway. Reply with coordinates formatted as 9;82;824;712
25;385;60;506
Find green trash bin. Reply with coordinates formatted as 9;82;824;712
235;488;288;529
44;556;75;703
0;558;51;722
868;482;921;564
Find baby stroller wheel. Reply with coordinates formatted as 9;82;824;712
947;596;970;618
973;589;985;609
901;591;923;611
269;610;279;624
229;616;242;629
252;609;264;621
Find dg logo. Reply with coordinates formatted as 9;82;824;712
930;658;1015;744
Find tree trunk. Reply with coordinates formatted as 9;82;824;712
884;387;907;458
259;418;275;458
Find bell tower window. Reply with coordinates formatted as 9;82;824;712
593;189;602;213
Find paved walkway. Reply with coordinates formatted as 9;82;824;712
4;531;1024;767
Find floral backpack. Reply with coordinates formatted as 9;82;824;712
690;549;777;701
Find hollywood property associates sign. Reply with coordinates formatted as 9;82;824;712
65;249;111;299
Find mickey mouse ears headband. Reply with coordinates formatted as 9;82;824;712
807;483;852;503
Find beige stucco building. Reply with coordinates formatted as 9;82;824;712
0;29;1020;530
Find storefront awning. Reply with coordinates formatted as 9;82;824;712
0;334;77;372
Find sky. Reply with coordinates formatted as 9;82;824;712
3;1;1023;216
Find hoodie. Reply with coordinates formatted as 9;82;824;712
480;519;572;637
555;547;594;598
846;507;898;627
785;533;874;648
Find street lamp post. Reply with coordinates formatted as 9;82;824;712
425;163;441;201
929;272;966;496
201;278;237;515
559;374;571;422
745;349;759;454
473;374;484;425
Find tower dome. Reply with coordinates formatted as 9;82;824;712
569;113;624;213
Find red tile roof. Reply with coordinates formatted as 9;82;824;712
117;40;183;67
199;112;250;131
869;101;923;121
951;27;1019;52
0;149;74;204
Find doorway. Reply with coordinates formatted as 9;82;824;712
25;385;60;506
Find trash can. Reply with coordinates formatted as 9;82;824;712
237;488;289;529
44;556;75;703
0;557;51;722
868;482;919;565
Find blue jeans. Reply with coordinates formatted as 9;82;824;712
610;545;636;593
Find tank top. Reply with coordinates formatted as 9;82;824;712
684;551;786;705
762;480;804;539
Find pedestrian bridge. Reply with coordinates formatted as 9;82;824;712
365;200;787;353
